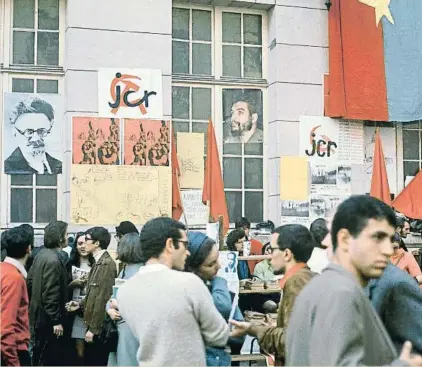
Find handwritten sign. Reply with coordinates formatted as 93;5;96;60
71;165;171;225
98;68;163;119
181;190;208;225
177;132;204;189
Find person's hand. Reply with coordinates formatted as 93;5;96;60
229;320;251;338
53;324;63;337
265;314;277;327
65;301;80;312
107;308;121;321
399;341;422;366
109;298;118;310
85;330;94;343
69;279;85;288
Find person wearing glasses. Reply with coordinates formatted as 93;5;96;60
66;227;117;366
230;224;315;366
4;97;62;175
117;217;230;366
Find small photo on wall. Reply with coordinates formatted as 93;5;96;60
3;93;63;175
72;117;120;165
124;119;170;166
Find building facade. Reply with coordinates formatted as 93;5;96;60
0;0;421;234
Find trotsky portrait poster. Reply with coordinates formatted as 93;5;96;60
3;93;63;175
72;117;120;165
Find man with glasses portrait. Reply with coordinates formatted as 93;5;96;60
4;96;62;175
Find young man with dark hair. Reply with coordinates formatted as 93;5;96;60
115;220;138;242
396;216;410;251
235;217;251;237
286;195;422;366
67;226;116;366
231;224;315;365
27;221;69;366
1;227;32;366
117;217;230;366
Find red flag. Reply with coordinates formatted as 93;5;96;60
171;134;183;220
370;129;391;205
392;171;422;219
202;119;229;235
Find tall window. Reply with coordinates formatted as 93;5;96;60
222;12;262;78
172;5;266;224
7;77;60;224
12;0;60;65
402;121;422;183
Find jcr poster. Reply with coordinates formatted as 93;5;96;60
98;68;163;119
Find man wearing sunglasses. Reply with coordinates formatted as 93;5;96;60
4;97;62;175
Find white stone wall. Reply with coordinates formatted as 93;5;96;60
267;0;328;222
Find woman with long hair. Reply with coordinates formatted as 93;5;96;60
68;232;94;365
186;231;245;366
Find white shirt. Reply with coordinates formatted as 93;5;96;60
4;256;27;279
22;151;52;174
138;263;169;274
93;249;106;263
307;247;329;274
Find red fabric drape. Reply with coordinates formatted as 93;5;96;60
370;129;391;205
202;119;229;235
392;171;422;219
171;133;183;220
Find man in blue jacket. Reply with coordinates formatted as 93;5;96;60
366;263;422;354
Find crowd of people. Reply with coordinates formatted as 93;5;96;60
1;195;422;366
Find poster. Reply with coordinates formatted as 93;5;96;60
310;163;338;195
72;117;120;165
217;251;240;294
71;165;171;225
299;116;364;164
3;93;63;175
309;195;326;219
180;190;208;226
124;119;169;166
222;89;263;148
177;132;204;189
71;266;90;302
98;68;163;119
281;200;310;218
279;156;309;201
364;126;397;193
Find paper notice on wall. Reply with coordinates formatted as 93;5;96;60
180;190;208;226
280;156;309;201
299;116;364;164
177;133;204;189
300;116;339;162
364;126;397;194
70;165;171;225
351;164;367;194
281;200;310;226
310;163;339;195
337;120;365;163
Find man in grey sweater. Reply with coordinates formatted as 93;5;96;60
118;217;230;366
286;196;422;366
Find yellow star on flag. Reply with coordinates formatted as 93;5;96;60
359;0;395;26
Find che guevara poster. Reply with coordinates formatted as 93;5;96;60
98;68;163;119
